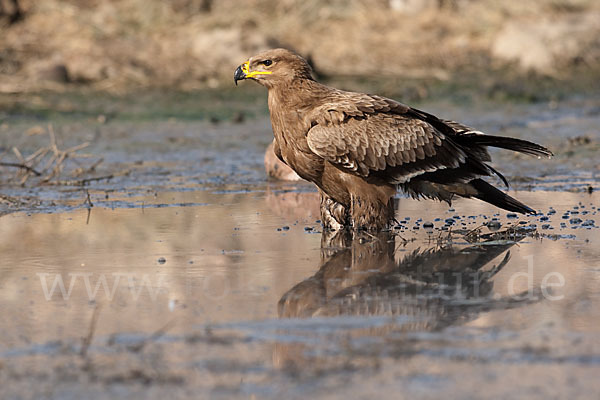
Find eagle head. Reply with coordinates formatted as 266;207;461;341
234;48;313;87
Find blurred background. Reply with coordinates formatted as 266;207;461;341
1;0;599;94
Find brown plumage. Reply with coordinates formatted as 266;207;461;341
234;49;553;231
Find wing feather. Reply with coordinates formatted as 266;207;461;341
306;96;468;184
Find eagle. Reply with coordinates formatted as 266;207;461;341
234;49;552;231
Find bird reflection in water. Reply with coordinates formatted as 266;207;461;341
274;229;534;369
280;230;524;320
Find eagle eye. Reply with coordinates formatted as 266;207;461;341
262;59;273;66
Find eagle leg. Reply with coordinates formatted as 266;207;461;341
350;193;395;231
319;189;348;231
319;190;396;231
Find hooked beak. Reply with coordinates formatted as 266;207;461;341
234;64;246;86
234;60;272;86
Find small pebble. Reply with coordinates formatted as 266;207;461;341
487;221;502;231
158;257;166;264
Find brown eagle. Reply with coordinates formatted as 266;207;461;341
234;49;552;231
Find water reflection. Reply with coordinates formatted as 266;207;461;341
275;229;535;367
0;189;598;397
280;230;530;319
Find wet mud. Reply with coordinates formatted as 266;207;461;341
0;93;599;399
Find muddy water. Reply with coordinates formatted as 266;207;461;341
1;187;599;399
1;92;599;398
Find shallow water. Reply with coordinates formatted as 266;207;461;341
1;91;599;398
1;187;599;399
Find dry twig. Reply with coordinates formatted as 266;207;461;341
0;161;41;176
0;124;107;186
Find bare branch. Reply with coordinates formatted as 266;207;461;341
0;161;42;176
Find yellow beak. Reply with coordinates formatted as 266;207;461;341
234;61;272;85
242;61;272;78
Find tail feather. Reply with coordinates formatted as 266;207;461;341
460;134;553;158
469;179;535;214
402;179;535;214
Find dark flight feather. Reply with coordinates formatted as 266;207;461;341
469;179;535;214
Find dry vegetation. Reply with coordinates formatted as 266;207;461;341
1;0;599;92
0;124;127;188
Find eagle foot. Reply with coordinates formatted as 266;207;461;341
319;191;348;231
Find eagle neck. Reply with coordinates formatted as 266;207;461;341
268;78;316;108
267;78;322;172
